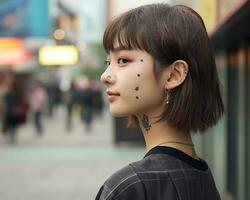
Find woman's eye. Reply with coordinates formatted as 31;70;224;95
104;60;111;67
117;58;130;65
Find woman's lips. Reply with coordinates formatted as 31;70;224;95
106;90;120;102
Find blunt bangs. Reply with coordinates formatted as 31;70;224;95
103;8;149;53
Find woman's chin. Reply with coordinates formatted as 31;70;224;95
109;107;131;117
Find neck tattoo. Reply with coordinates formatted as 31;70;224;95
142;114;151;132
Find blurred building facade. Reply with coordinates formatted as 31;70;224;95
0;0;107;91
197;0;250;200
0;0;50;38
0;0;52;72
107;0;194;19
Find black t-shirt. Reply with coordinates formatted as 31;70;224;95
95;146;221;200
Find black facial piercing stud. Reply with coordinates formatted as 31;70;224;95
137;74;140;77
135;86;139;91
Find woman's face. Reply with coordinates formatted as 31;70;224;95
100;47;165;117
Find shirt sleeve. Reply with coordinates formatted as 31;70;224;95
95;165;146;200
95;185;104;200
95;180;146;200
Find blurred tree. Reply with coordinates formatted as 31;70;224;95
81;66;104;80
89;42;106;67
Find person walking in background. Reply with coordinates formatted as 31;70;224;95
0;73;14;135
92;82;104;118
64;80;76;132
29;83;47;135
79;79;94;133
2;75;29;143
96;3;224;200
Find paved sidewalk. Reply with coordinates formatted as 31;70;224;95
0;107;145;200
0;106;113;146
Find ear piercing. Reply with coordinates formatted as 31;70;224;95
174;66;188;74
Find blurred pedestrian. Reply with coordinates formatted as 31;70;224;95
0;73;13;134
64;81;76;132
29;83;47;134
92;82;104;118
96;4;224;200
2;76;29;143
79;79;94;132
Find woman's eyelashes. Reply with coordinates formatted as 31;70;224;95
117;58;131;66
104;57;143;67
104;58;131;67
104;58;111;67
104;60;111;67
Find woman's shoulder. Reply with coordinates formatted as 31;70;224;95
97;156;171;193
105;164;138;188
99;156;176;191
95;164;143;200
95;158;178;200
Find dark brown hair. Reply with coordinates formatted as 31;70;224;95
103;3;224;133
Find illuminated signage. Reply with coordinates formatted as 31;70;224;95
0;38;32;66
39;45;79;65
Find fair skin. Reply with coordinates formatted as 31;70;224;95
101;46;198;159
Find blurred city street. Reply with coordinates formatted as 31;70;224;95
0;107;144;200
0;0;249;199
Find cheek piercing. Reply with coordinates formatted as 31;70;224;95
135;72;141;99
135;87;139;99
135;86;139;91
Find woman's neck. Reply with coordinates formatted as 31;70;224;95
136;113;197;159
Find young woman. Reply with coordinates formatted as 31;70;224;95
96;3;224;200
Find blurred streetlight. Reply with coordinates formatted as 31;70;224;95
53;29;66;41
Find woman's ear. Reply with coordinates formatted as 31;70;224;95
163;60;189;90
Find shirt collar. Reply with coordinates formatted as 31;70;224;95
144;146;208;171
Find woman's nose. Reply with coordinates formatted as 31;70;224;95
100;70;114;86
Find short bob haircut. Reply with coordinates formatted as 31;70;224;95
103;3;224;134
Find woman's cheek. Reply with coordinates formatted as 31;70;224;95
120;78;138;101
137;77;163;108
